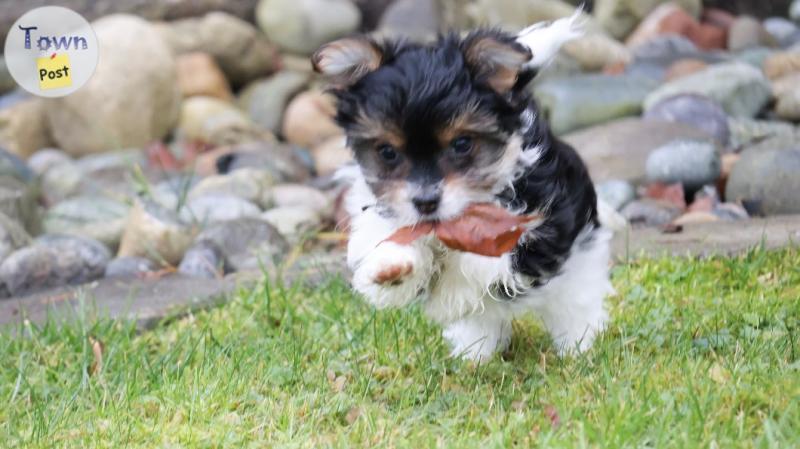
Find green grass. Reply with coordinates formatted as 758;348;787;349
1;248;799;448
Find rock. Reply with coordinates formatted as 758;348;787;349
645;140;721;191
0;57;14;95
719;153;740;194
594;0;702;39
212;141;313;183
533;74;658;135
189;168;274;207
178;96;272;146
792;0;800;22
620;199;683;227
43;196;130;250
466;0;589;30
595;180;636;211
238;71;311;134
46;15;180;157
255;0;361;55
0;98;54;159
562;117;713;183
728;16;776;51
105;256;157;278
377;0;441;42
0;234;111;297
281;91;342;148
727;117;798;149
261;205;322;241
0;176;40;235
664;58;708;81
562;33;632;71
631;34;700;60
734;47;776;69
156;12;280;87
180;194;262;224
118;200;195;265
178;241;225;278
150;175;199;210
672;211;719;226
195;218;289;271
40;161;82;205
176;52;233;100
772;73;800;120
644;63;772;118
267;184;332;217
354;0;396;30
726;148;800;215
644;94;730;146
311;136;353;177
532;53;584;86
642;182;686;209
623;3;722;50
0;147;34;183
28;149;72;176
763;17;800;47
0;212;30;263
763;51;800;80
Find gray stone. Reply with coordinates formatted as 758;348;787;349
28;149;72;176
105;257;157;278
727;118;799;150
595;180;636;211
217;142;313;183
180;194;262;224
734;47;775;69
562;117;713;183
0;147;34;183
645;140;722;191
156;12;280;87
178;241;225;278
631;35;700;61
726;148;800;215
533;74;658;135
764;17;800;47
621;199;683;227
594;0;702;39
255;0;361;55
644;63;772;118
267;183;332;217
40;162;82;204
0;176;40;235
563;33;632;72
46;15;181;157
644;94;730;146
177;96;270;146
378;0;441;42
195;218;289;271
238;71;310;134
0;212;30;263
728;16;775;51
43;196;130;250
0;234;111;297
118;200;195;265
189;169;274;207
0;57;14;95
792;0;800;22
261;205;322;241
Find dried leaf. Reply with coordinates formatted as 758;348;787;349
89;336;103;376
643;183;686;209
543;404;561;428
345;407;361;425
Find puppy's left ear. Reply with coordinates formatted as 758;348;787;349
460;32;533;95
312;37;383;87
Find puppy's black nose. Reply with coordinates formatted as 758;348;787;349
412;192;440;215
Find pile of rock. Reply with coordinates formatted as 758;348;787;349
0;0;798;298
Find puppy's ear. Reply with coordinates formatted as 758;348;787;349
312;37;383;87
460;32;532;94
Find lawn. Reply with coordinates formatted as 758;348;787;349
1;248;799;448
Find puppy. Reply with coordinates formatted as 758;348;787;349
313;14;614;362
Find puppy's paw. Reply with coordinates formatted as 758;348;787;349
352;242;426;308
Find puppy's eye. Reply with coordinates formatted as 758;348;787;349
377;144;400;164
451;136;473;156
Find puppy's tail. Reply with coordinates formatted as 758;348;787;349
516;7;585;70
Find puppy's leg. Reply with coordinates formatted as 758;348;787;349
442;305;512;363
348;207;434;309
528;230;613;355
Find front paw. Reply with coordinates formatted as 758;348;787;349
352;242;427;308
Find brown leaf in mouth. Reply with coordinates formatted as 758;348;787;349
385;203;537;257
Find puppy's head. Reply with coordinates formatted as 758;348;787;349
313;31;534;224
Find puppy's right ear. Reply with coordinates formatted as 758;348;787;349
312;37;383;87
